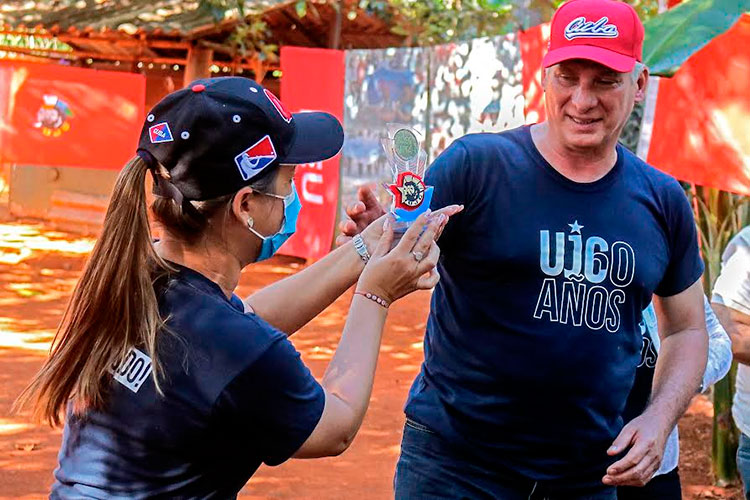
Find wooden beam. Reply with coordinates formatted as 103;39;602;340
196;40;235;57
278;10;321;47
0;45;183;65
0;29;190;50
184;46;213;86
0;45;279;72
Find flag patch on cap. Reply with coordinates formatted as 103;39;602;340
149;122;174;143
235;135;277;181
264;89;293;123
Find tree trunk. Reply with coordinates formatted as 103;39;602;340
713;364;739;486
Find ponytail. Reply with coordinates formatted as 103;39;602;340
14;156;170;425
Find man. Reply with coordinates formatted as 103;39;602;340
711;226;750;500
618;297;731;500
340;0;708;497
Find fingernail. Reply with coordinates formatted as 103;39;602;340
609;446;618;452
438;214;446;224
384;218;391;230
424;209;432;218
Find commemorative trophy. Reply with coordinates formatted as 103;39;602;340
381;124;433;238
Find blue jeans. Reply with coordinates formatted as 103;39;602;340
737;432;750;500
394;418;617;500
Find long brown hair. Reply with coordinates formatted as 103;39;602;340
14;156;276;426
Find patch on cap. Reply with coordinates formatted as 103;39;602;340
264;89;293;123
234;135;277;181
149;122;174;144
564;16;619;40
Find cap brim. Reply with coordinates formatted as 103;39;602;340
543;45;636;73
281;112;344;164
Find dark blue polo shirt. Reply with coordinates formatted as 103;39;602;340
404;126;703;488
51;264;324;499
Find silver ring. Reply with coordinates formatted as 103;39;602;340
412;251;424;261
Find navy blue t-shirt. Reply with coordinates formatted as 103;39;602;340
51;264;325;499
404;126;703;487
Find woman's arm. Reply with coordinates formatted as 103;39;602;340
247;205;460;336
245;237;367;335
293;213;443;457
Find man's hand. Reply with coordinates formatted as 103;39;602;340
335;187;387;247
602;411;670;487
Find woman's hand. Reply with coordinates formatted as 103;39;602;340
356;211;446;304
337;186;462;254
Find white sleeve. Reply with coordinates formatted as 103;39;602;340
712;246;750;316
702;296;733;390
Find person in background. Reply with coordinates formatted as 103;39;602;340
711;226;750;500
618;297;732;499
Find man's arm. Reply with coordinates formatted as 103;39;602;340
712;302;750;365
604;279;708;487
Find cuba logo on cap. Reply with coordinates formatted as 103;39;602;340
235;135;277;181
149;122;174;144
564;16;619;40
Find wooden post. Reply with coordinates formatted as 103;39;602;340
184;46;213;87
250;57;267;84
328;0;343;49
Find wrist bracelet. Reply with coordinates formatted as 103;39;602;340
352;234;370;263
355;291;389;309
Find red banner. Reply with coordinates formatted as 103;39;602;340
279;47;345;261
646;15;750;195
520;23;550;124
0;62;145;170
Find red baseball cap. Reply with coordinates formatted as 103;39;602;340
542;0;644;73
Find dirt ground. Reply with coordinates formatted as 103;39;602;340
0;221;743;500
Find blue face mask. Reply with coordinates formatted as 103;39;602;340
247;181;302;262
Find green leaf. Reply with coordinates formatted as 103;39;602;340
295;0;307;18
643;0;750;77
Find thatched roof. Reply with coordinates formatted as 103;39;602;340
0;0;403;69
0;1;286;36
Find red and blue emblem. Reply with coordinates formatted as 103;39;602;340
388;172;427;210
149;122;173;144
386;171;434;223
234;135;278;180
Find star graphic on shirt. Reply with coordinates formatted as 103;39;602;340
569;220;584;234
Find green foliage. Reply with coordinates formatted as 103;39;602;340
196;0;666;63
295;0;308;18
643;0;749;76
352;0;662;46
198;0;278;62
359;0;516;46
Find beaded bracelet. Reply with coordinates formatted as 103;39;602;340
354;291;389;309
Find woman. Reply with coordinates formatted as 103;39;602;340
618;297;732;499
16;77;460;498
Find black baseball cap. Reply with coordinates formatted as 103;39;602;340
136;76;344;201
